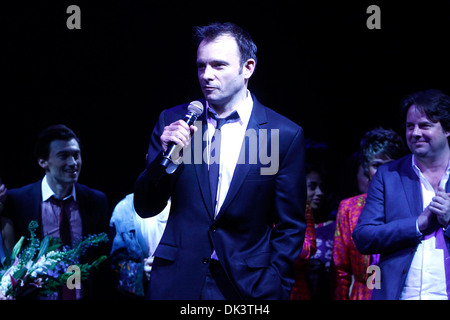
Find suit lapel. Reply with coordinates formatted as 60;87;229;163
214;96;268;221
30;181;43;236
400;155;423;217
399;158;450;244
75;183;92;237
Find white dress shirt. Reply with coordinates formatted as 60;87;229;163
41;175;83;299
401;156;450;300
41;175;82;243
206;91;253;261
206;90;253;217
165;92;253;260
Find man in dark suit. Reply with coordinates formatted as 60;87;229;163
134;22;306;300
353;89;450;300
3;124;110;299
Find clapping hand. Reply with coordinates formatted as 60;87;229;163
429;186;450;228
144;257;154;280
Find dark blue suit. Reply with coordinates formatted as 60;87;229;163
353;154;450;299
134;96;306;299
4;180;111;298
4;180;109;239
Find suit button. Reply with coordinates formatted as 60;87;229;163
202;257;210;264
402;269;407;274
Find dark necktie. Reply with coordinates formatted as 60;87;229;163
50;195;76;300
208;109;240;210
50;195;73;247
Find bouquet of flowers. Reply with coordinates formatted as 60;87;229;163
0;220;108;299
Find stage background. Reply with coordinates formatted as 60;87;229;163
3;0;450;210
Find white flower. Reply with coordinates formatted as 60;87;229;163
0;265;18;296
29;251;62;278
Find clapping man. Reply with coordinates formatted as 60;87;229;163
353;89;450;299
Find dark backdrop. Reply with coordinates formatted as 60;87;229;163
3;0;450;209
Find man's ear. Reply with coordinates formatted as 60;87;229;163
243;58;256;80
38;158;48;170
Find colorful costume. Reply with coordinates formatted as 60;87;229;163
332;194;374;300
290;203;317;299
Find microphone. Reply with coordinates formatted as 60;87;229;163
160;101;204;168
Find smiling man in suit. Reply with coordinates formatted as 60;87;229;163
134;22;306;300
3;124;110;299
353;89;450;300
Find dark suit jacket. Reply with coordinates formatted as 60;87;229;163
4;180;111;298
134;95;307;300
353;154;450;300
5;180;109;239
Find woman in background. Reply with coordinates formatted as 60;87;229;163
332;128;406;300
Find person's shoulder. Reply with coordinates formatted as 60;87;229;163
111;194;135;221
254;96;302;133
378;154;412;174
7;180;41;198
341;193;367;207
266;107;300;128
112;193;134;212
75;183;107;201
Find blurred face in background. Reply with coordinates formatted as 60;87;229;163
357;164;369;194
306;170;324;212
367;154;394;181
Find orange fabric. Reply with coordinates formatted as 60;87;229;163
332;194;373;300
290;203;317;300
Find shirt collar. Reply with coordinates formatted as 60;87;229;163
412;155;450;172
411;154;450;187
411;155;420;176
41;175;77;202
206;90;253;126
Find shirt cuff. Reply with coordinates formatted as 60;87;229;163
415;219;424;240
